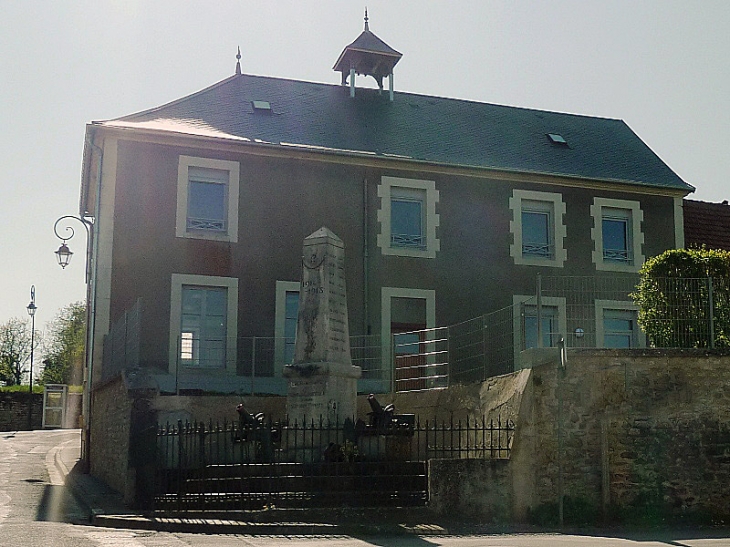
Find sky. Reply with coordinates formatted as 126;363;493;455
1;0;728;341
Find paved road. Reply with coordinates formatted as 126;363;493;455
3;429;730;546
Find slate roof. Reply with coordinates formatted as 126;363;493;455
102;73;693;193
684;199;730;250
332;28;402;76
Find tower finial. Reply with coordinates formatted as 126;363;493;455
235;46;242;75
364;7;369;31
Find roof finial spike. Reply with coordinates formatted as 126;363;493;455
364;7;369;31
235;46;242;75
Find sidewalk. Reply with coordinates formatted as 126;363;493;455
53;436;453;535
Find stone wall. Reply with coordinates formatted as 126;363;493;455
429;459;512;522
521;349;730;525
153;393;286;425
90;377;134;503
356;370;530;425
90;350;730;521
0;392;42;431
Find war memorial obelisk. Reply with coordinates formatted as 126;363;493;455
284;227;362;423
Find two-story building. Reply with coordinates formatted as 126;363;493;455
78;19;692;412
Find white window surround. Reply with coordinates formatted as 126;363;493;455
674;196;685;249
381;287;436;384
377;176;440;258
176;155;240;243
274;280;300;376
169;274;238;375
594;300;645;348
512;294;567;365
591;197;644;272
509;189;567;267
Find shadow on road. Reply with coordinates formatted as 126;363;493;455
35;484;88;523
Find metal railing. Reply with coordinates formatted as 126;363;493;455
153;416;514;512
175;334;383;376
389;305;518;390
156;415;515;466
536;274;730;350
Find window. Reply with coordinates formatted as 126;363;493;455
169;274;238;374
274;281;300;375
180;286;227;368
513;295;567;364
595;300;644;348
602;208;631;263
176;156;239;242
523;305;559;350
509;190;567;267
547;133;568;145
522;202;552;258
187;167;228;232
391;187;426;249
378;177;440;258
591;198;644;272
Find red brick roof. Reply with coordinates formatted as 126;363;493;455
684;199;730;250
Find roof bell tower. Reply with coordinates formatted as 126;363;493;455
333;9;402;101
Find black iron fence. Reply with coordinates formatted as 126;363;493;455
154;415;514;511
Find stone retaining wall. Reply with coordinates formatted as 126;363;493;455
0;392;42;431
90;376;134;502
522;349;730;525
89;349;730;521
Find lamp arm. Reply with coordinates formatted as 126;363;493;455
53;215;92;242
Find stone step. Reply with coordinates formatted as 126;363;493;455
154;490;428;511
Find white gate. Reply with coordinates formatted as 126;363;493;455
42;384;68;429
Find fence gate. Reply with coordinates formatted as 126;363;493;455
42;384;68;429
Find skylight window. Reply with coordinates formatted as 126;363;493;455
547;133;568;145
252;100;271;111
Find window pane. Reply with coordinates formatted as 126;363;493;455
188;181;227;231
524;307;558;349
603;309;636;348
181;331;196;361
522;210;551;257
394;332;421;355
391;198;423;248
602;217;629;262
181;286;227;368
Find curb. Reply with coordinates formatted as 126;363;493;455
92;514;450;536
53;440;126;522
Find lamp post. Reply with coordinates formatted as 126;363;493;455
53;214;94;468
26;285;37;430
54;215;92;281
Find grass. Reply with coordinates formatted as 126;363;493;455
0;384;83;394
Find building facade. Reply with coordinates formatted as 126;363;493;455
78;23;693;400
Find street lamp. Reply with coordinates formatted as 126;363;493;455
26;285;37;430
53;213;94;469
54;215;92;279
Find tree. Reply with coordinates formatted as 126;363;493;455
0;318;35;386
40;302;86;386
632;248;730;348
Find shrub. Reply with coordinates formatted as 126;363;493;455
632;248;730;348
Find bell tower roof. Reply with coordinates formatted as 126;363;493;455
333;9;402;99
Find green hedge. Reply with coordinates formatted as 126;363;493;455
632;248;730;348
